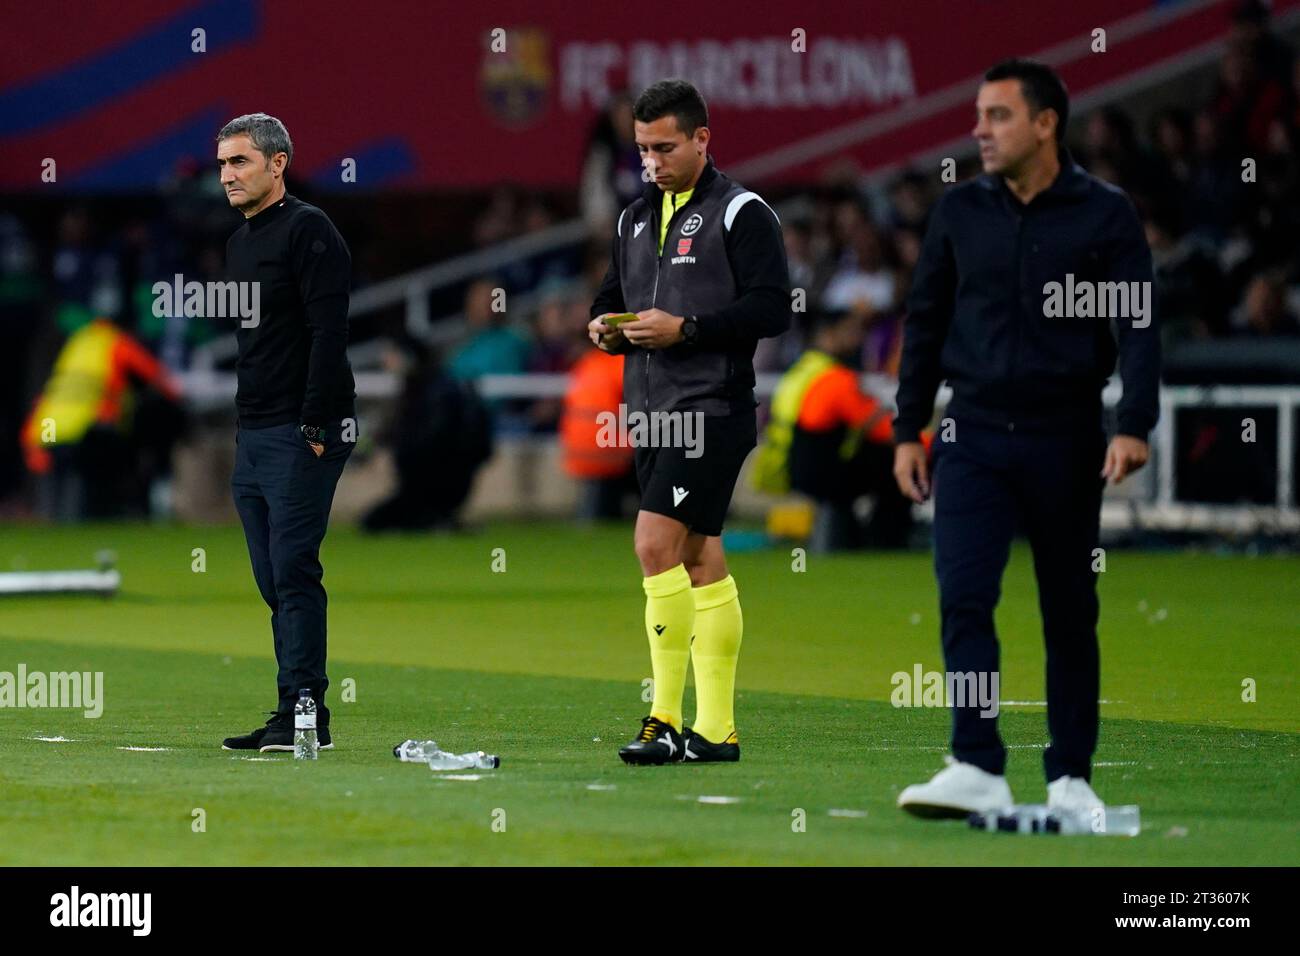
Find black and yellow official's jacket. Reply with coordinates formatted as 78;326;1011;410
590;155;791;417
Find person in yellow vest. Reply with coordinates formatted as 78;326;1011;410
21;316;181;519
754;310;929;549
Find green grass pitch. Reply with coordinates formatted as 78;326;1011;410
0;521;1295;865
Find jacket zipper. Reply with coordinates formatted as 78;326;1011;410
646;187;700;413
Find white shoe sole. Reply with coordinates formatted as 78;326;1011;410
897;781;1014;818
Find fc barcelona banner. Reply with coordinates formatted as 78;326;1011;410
2;0;1293;191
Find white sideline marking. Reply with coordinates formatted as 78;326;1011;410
1000;700;1124;706
438;774;482;781
828;809;869;818
684;795;741;805
118;746;170;752
31;736;74;742
586;784;616;791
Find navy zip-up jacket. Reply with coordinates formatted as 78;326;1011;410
893;148;1160;443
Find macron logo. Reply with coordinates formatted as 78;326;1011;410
633;221;646;238
672;486;689;506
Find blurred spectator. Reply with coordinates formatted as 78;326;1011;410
447;277;532;381
526;281;589;432
0;214;44;504
579;91;643;236
1231;271;1300;337
1211;40;1290;157
753;310;923;549
1146;204;1228;345
362;338;493;532
560;348;636;521
51;207;123;333
21;316;182;521
472;186;521;247
820;220;898;315
1230;0;1294;87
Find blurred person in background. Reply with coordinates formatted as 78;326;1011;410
753;310;923;549
448;276;532;381
362;337;494;532
21;315;181;521
580;91;644;237
1146;203;1228;345
0;214;44;508
526;282;589;433
560;347;636;521
1232;271;1300;337
448;275;533;431
820;219;899;315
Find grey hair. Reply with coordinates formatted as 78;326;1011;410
217;112;293;167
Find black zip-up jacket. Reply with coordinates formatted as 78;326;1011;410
590;156;791;417
893;149;1160;443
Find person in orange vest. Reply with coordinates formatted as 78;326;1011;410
772;310;929;549
560;347;635;520
21;316;182;520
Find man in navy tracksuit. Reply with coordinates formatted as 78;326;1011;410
892;60;1160;822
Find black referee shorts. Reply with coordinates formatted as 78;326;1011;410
635;413;756;537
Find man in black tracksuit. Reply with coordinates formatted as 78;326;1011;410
892;61;1160;821
215;113;356;753
588;80;790;765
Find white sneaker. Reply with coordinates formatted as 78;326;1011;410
1047;776;1104;817
897;755;1014;818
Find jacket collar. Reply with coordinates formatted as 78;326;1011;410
979;146;1091;204
641;154;720;207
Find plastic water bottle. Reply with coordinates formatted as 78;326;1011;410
392;739;499;770
294;690;318;760
968;804;1058;833
1083;805;1141;836
969;803;1140;835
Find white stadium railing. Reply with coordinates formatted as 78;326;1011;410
177;368;1300;534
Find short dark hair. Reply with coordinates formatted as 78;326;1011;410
633;79;709;137
983;58;1070;143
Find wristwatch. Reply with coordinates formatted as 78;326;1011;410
680;315;699;345
300;424;324;444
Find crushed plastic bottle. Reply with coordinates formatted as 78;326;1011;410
393;739;500;770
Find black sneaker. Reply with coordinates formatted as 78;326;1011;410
682;727;741;763
618;716;684;765
258;720;334;753
222;712;286;751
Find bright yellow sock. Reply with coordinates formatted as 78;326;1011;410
690;574;742;743
643;563;694;733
